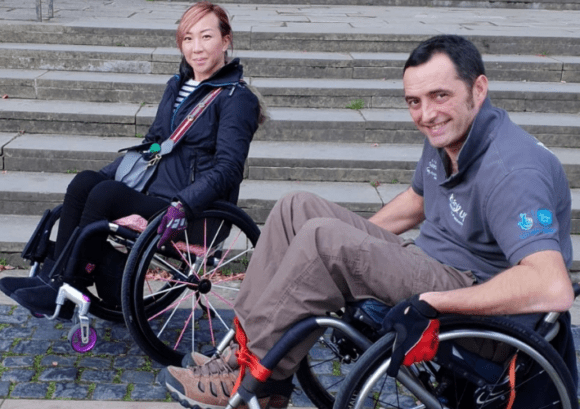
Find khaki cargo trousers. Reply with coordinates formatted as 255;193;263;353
234;191;476;379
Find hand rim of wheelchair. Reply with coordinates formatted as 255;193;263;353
121;201;260;366
330;314;577;409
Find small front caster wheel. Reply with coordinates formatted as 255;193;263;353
68;324;97;353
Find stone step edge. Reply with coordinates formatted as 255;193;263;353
3;135;580;167
0;44;578;72
1;102;579;130
3;69;580;94
2;212;579;272
1;25;580;57
1;174;579;213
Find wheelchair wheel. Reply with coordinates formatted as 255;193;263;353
334;315;577;409
121;201;260;366
296;301;388;409
296;327;359;409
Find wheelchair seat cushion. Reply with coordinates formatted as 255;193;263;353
114;214;149;232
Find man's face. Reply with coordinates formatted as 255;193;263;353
403;53;486;153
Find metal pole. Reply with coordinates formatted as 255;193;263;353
36;0;42;22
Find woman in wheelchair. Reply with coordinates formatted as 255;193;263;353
0;1;264;318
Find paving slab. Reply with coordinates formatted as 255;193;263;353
0;3;579;53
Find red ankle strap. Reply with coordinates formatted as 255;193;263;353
232;317;272;395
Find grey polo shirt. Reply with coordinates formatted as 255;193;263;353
412;98;572;283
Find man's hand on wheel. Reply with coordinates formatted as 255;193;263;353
381;294;440;377
157;202;187;248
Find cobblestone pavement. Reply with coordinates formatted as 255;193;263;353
1;302;580;404
0;303;318;405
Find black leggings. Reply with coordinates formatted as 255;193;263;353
55;170;169;262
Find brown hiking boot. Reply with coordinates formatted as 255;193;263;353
160;349;293;409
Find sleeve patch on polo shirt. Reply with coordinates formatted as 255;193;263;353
518;209;556;239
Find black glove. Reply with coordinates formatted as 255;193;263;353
381;294;440;377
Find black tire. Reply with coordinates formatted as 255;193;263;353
121;201;260;366
334;315;577;409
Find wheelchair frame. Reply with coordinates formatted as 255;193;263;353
216;283;580;409
19;200;260;357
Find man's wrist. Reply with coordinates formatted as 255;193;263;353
418;292;440;314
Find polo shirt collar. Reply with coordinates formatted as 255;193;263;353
439;97;498;187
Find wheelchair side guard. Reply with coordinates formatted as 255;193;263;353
21;205;63;263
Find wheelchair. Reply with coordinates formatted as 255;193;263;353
19;200;260;360
212;283;580;409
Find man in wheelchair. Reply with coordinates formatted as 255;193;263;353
159;35;577;409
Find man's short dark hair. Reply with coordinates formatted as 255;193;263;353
404;35;486;89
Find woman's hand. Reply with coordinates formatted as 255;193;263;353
157;202;188;248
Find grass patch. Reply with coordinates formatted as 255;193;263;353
46;381;56;398
332;360;341;376
31;354;45;382
346;99;365;110
123;383;135;401
87;383;96;397
113;368;123;384
140;357;153;372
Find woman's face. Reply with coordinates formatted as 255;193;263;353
181;12;230;82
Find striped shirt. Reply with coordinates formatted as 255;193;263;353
174;79;200;110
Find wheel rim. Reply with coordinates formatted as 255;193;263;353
70;327;98;353
129;210;257;366
348;329;573;409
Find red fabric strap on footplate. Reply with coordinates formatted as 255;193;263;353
232;317;273;394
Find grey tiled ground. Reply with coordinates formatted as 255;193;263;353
0;304;168;401
0;304;318;405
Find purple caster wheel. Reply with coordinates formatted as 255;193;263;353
68;325;97;353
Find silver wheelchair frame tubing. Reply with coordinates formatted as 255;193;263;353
350;329;573;409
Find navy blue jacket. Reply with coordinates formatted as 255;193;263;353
101;59;261;216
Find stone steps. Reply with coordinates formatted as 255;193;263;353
1;104;579;147
1;3;579;272
1;20;580;56
2;44;579;82
3;134;580;188
3;210;580;273
2;67;580;111
0;173;579;226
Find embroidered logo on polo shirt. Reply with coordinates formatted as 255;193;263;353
537;209;553;227
449;194;467;226
426;159;438;180
518;209;556;239
518;213;533;231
